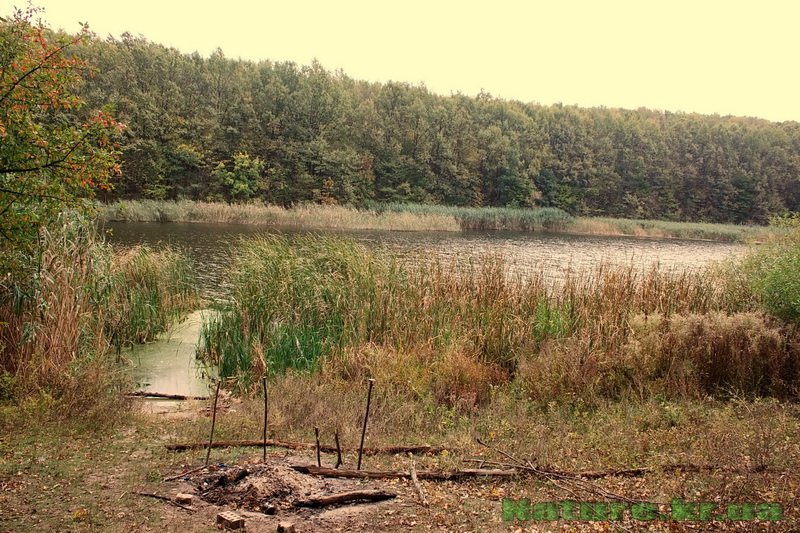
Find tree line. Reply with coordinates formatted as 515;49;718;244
75;33;800;224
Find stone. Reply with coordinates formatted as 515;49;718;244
277;521;296;533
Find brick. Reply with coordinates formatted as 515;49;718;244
216;510;245;529
174;493;194;505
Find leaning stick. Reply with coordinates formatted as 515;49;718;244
262;377;268;463
357;379;375;471
205;379;222;466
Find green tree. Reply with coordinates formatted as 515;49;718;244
0;7;123;274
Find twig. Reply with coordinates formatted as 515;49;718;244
475;439;655;505
133;491;194;512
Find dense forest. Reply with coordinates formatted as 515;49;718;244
75;33;800;224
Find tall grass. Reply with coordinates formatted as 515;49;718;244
372;202;575;231
198;234;795;404
98;200;461;232
0;216;197;421
573;216;773;243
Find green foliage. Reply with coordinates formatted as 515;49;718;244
0;7;123;276
740;228;800;323
210;152;265;202
64;24;800;225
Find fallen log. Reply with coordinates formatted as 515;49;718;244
462;459;650;479
128;391;209;400
165;439;450;456
292;465;517;480
295;490;397;508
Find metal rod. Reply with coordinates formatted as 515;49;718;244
262;376;268;463
205;379;222;466
357;379;375;470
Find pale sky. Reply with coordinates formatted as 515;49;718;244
9;0;800;122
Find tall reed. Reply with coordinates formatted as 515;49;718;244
0;216;197;421
198;234;790;404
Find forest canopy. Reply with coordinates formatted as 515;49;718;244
70;32;800;225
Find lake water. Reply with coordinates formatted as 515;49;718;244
104;221;747;299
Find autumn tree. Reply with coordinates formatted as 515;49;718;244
0;7;123;275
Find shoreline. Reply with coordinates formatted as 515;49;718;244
96;199;773;243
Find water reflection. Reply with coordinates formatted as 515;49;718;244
103;222;746;299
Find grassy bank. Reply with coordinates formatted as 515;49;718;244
0;217;197;422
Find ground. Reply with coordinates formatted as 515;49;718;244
1;396;798;532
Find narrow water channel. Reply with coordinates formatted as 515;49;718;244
129;310;211;397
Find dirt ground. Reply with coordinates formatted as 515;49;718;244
2;396;798;532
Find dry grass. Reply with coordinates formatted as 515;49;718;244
0;220;197;423
98;200;461;232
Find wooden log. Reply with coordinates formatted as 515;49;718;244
292;465;517;481
127;391;209;400
295;490;397;508
165;439;450;455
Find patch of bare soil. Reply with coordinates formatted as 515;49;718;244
164;457;414;532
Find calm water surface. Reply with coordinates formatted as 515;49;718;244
104;221;746;298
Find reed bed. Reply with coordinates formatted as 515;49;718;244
373;202;576;231
98;200;461;232
0;217;197;421
573;216;772;242
198;234;795;405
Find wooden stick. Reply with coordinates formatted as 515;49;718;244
127;391;208;400
293;465;517;480
166;440;450;455
295;490;396;508
205;379;222;466
410;460;429;506
462;458;651;479
357;379;375;470
334;430;343;469
314;426;321;468
262;377;268;463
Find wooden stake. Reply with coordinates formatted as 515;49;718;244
334;430;343;469
314;426;321;467
205;379;222;466
262;377;268;463
357;379;375;470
